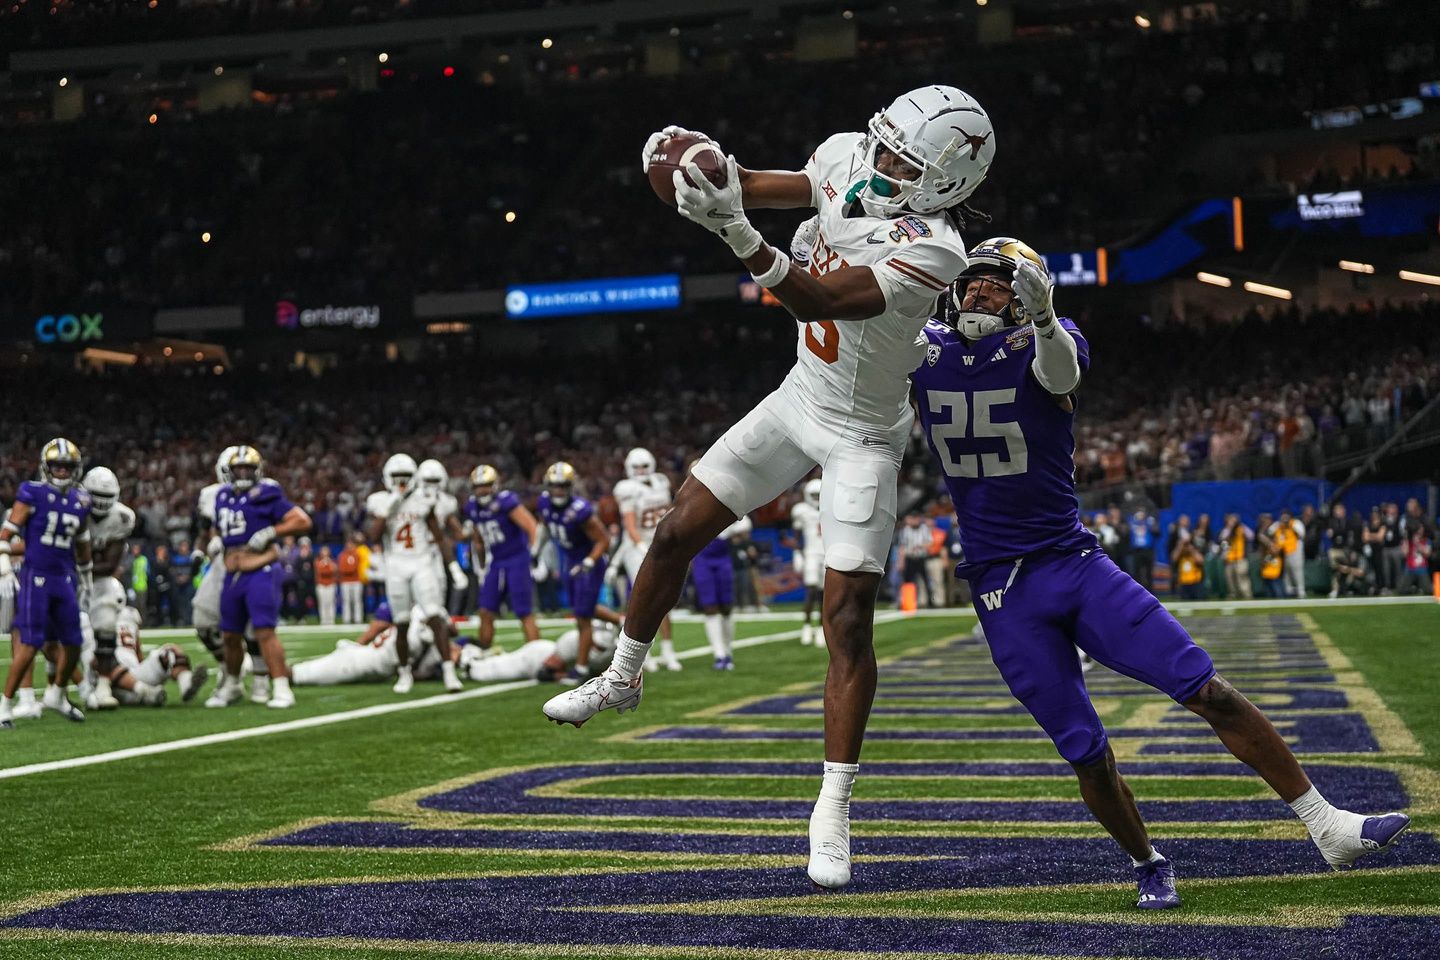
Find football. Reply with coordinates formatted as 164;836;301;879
646;133;728;206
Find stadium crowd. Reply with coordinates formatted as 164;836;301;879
0;0;1433;315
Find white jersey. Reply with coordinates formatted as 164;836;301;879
428;491;459;563
366;489;440;568
197;482;222;522
89;502;136;557
791;131;967;434
791;502;824;556
614;474;673;546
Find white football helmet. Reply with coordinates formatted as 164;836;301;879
624;447;656;480
213;445;239;484
383;454;418;494
417;458;448;493
82;466;120;517
849;85;994;218
804;478;822;508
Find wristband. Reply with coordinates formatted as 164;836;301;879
751;248;791;288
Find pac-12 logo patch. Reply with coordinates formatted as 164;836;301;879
926;343;942;367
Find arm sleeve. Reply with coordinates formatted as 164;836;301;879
1030;318;1083;395
872;241;965;321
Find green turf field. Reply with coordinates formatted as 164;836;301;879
1;601;1438;959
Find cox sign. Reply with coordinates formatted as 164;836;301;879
35;313;104;344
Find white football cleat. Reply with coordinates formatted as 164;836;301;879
205;677;243;709
1312;810;1411;869
393;666;414;695
266;685;296;710
42;687;85;723
92;676;120;710
642;655;660;673
12;701;44;720
181;665;209;703
807;805;852;889
133;682;167;707
661;651;682;672
250;676;271;704
542;671;643;727
800;624;813;646
441;661;463;693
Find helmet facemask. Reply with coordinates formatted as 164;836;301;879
951;272;1019;341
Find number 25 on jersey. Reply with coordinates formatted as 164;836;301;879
926;389;1029;478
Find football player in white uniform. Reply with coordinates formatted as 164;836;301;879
89;606;206;705
465;621;618;684
292;603;447;686
192;446;239;672
613;448;680;672
544;85;993;890
79;466;136;710
364;454;464;695
417;458;470;607
790;477;826;647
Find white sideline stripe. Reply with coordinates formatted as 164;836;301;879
0;619;903;781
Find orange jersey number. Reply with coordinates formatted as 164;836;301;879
805;321;840;364
395;522;415;549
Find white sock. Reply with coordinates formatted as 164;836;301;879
816;761;859;821
608;631;651;679
1289;786;1340;835
271;676;292;697
17;687;35;706
397;664;413;677
440;661;458;682
703;615;725;659
0;695;11;712
176;670;193;691
1130;846;1165;868
721;613;735;655
660;638;677;660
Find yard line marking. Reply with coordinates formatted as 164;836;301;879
0;620;903;781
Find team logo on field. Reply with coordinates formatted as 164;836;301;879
926;343;942;366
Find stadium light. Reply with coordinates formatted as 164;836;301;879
1135;14;1152;28
842;9;854;18
148;113;158;124
1243;281;1292;300
1196;272;1231;287
1338;260;1375;274
213;65;223;76
541;38;553;49
58;77;67;87
201;231;212;243
976;0;987;6
505;211;517;223
378;52;389;63
1399;269;1440;285
442;65;455;77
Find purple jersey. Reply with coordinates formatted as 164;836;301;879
697;537;731;561
910;317;1094;565
16;481;90;575
538;494;597;568
213;480;296;550
464;490;527;561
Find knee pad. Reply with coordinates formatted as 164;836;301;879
1053;721;1109;767
824;543;872;574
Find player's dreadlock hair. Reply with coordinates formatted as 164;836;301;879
944;200;992;234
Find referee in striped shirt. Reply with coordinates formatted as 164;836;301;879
897;513;935;608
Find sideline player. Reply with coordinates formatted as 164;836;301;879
365;454;464;694
535;462;622;683
79;466;136;710
205;446;311;710
543;86;994;889
614;448;680;671
911;237;1411;906
790;478;825;647
465;465;542;648
0;439;92;727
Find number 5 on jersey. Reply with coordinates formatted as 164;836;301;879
926;389;1028;478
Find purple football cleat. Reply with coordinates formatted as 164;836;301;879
1134;857;1181;909
1360;813;1411;855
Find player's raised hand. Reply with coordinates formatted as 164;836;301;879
675;155;745;231
447;560;468;590
1014;258;1056;327
642;125;711;172
790;215;820;265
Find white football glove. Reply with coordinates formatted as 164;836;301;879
448;560;468;591
206;535;224;559
0;570;15;601
1013;259;1056;327
790;215;819;266
641;124;708;173
531;558;549;583
247;526;277;552
569;556;596;579
674;155;763;258
0;551;11;580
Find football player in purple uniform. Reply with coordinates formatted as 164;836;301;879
534;462;621;687
910;237;1410;907
0;438;93;727
204;446;312;710
465;465;542;649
